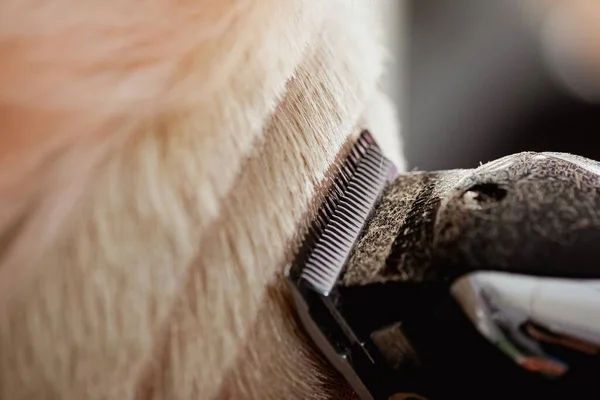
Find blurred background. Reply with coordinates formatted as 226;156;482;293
379;0;600;171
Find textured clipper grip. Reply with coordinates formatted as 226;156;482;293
344;152;600;286
432;152;600;280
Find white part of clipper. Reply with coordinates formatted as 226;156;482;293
301;146;393;295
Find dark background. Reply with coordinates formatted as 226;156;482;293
403;0;600;171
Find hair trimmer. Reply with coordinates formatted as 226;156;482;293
286;131;600;400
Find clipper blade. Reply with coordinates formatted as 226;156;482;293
286;130;397;400
295;130;396;295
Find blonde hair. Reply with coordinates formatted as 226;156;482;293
0;1;403;399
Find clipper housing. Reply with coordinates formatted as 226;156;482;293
286;137;600;400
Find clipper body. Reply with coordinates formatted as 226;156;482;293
287;133;600;400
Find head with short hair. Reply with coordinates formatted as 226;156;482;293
0;1;403;399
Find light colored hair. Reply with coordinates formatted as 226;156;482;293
0;1;403;399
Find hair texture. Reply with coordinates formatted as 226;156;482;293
0;1;404;399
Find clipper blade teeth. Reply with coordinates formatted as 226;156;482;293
299;131;393;295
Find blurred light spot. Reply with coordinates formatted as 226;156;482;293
540;6;600;103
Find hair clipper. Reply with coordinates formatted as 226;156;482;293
286;131;600;400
